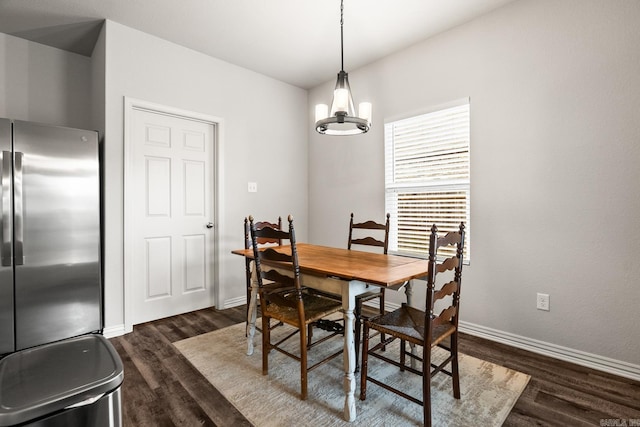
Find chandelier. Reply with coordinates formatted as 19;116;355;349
315;0;371;135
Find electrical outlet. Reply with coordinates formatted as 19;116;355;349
536;293;550;311
247;182;257;193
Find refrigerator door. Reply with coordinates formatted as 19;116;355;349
0;119;13;354
12;120;101;350
0;334;124;427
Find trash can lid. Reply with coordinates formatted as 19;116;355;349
0;334;124;426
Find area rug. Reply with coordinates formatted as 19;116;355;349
175;321;529;426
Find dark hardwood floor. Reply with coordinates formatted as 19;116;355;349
111;306;640;426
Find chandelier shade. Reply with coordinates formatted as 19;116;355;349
315;0;371;136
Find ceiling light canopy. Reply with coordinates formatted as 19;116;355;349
315;0;371;136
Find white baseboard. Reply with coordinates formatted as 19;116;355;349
384;301;640;381
384;301;400;311
223;296;247;309
103;324;129;339
459;321;640;382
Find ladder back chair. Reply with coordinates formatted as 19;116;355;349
348;212;390;372
249;215;344;401
360;222;466;427
244;216;282;334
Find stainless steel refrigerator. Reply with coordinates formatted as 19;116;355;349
0;118;123;426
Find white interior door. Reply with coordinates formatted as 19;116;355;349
130;108;215;324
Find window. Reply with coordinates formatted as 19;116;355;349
384;100;470;261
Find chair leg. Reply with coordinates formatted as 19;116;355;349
451;332;461;399
262;315;270;376
379;291;386;351
307;323;313;347
423;345;432;427
354;298;363;373
300;323;308;400
360;322;370;400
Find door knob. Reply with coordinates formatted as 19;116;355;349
206;222;214;229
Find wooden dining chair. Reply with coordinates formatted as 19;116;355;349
249;215;344;400
360;222;466;427
348;212;390;371
244;216;281;334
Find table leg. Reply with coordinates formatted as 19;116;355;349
342;281;359;422
246;260;258;356
404;279;413;306
404;280;417;369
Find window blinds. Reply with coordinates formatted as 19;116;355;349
385;102;470;260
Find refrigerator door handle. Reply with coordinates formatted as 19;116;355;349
1;151;11;266
14;152;24;265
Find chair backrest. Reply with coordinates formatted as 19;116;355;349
425;222;466;344
244;217;282;249
347;213;390;254
244;217;282;297
249;215;305;320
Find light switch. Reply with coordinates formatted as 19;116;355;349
248;182;258;193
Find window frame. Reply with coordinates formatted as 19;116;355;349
384;98;470;263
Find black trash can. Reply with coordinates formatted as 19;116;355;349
0;334;124;427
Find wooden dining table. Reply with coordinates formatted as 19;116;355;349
231;242;429;422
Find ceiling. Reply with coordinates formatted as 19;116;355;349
0;0;516;89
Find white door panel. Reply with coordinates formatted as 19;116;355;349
183;234;206;291
131;108;215;324
146;237;172;299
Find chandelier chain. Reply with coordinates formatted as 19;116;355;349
340;0;344;71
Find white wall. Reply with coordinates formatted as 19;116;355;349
0;33;92;128
90;25;106;137
308;0;640;369
102;21;309;330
